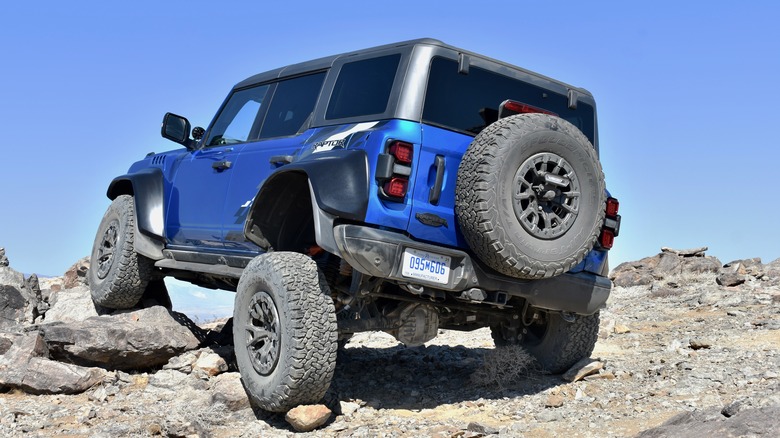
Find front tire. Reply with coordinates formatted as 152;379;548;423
492;311;600;373
233;252;338;412
88;195;153;309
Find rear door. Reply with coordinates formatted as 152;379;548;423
220;72;327;253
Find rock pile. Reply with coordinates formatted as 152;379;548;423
0;247;778;436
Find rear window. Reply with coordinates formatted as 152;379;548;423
326;54;401;120
423;57;595;143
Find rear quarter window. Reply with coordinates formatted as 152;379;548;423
423;57;595;144
326;54;401;120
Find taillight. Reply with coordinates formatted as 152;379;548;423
606;198;619;217
389;141;413;164
499;99;558;119
377;140;414;200
600;229;615;249
383;177;409;198
600;196;620;250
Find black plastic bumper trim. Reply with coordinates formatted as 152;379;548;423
333;224;610;315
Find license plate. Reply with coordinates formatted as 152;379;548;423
401;248;451;285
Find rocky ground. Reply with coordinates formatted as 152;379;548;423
1;246;779;437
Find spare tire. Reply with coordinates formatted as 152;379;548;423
455;113;605;279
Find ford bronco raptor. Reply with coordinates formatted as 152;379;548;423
88;39;620;412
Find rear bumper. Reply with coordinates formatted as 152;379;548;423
333;224;611;315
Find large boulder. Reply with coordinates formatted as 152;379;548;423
0;266;38;328
39;306;203;370
0;331;48;387
19;357;106;395
0;331;103;394
43;285;99;323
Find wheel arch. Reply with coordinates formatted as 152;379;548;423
106;168;165;260
244;149;370;255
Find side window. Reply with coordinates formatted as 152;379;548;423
326;54;401;120
259;72;326;139
206;84;270;146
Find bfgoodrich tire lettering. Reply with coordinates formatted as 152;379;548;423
456;113;606;279
88;195;153;309
233;252;338;412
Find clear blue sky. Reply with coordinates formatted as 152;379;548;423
2;0;779;279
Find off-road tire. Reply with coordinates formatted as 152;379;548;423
233;252;338;412
491;311;600;373
456;113;606;279
88;195;154;309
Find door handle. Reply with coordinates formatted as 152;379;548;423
212;160;232;171
429;155;445;205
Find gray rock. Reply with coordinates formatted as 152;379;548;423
39;306;202;370
0;332;48;388
43;286;98;324
0;248;9;267
0;265;24;287
0;266;40;328
467;421;499;435
163;351;198;373
655;253;683;277
148;369;190;389
0;285;31;328
21;358;106;395
210;372;249;411
636;406;780;437
535;409;564;422
661;246;708;257
682;256;722;274
716;272;746;287
0;331;104;395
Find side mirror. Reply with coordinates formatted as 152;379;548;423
161;113;195;150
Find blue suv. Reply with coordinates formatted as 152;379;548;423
88;39;620;412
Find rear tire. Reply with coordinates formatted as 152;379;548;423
88;195;153;309
491;311;600;373
233;252;338;412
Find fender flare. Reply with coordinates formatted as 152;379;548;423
106;168;165;260
244;149;369;253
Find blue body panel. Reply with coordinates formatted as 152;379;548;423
166;145;244;250
406;124;471;248
122;117;610;276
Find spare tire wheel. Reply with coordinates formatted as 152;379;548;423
455;113;605;279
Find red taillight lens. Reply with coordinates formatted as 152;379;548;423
383;177;408;198
606;197;619;217
502;100;557;116
389;141;413;164
600;229;615;249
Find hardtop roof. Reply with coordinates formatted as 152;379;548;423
233;38;591;97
